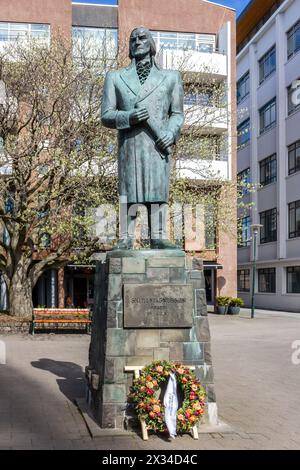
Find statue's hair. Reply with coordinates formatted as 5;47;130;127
129;27;157;59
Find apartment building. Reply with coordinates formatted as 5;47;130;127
237;0;300;312
0;0;237;311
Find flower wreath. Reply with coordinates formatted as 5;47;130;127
129;360;206;433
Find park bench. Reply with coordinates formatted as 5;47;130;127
124;365;199;441
32;308;91;335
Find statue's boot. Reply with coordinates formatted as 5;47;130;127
112;238;133;250
150;239;179;250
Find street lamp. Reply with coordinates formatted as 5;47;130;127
250;224;263;319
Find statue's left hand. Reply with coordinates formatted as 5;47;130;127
156;132;174;151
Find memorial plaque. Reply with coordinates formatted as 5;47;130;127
124;284;193;328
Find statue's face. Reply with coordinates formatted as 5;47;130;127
130;28;151;59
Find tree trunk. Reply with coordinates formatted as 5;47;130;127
8;276;33;318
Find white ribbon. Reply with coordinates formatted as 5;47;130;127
164;372;178;439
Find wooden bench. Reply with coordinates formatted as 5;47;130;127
32;308;91;335
124;365;199;441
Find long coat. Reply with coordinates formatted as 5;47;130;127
101;62;184;204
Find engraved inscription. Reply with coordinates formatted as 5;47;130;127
124;284;193;328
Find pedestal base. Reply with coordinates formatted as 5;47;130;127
87;250;218;430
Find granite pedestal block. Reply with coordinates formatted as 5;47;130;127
87;250;218;430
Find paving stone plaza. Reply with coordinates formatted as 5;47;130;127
1;310;300;450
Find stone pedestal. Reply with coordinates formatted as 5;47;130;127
86;250;218;430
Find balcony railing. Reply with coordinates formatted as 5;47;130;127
184;104;228;132
176;159;229;180
157;48;227;77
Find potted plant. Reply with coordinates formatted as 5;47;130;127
228;297;244;315
216;296;231;314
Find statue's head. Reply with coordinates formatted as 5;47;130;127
129;27;156;60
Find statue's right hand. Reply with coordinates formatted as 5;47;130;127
129;107;149;125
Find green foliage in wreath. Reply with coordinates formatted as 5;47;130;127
129;360;206;433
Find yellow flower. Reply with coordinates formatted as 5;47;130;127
146;381;154;389
153;405;160;413
191;384;198;391
193;401;201;410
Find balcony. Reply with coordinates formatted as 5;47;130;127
158;48;227;79
176;159;229;181
184;104;228;133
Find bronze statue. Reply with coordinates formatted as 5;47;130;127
101;27;184;249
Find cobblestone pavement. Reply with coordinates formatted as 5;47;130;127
0;310;300;450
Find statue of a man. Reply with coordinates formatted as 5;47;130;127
101;27;184;249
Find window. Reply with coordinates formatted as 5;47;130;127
287;266;300;293
288;200;300;239
259;98;276;134
238;269;250;292
260;154;277;186
0;22;49;44
287;19;300;59
237;71;250;104
237;118;250;149
205;205;216;250
238;216;251;247
288;140;300;175
258;268;276;293
260;208;277;243
72;27;118;64
238;168;251;195
259;46;276;84
287;80;300;115
151;31;216;53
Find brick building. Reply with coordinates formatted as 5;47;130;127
0;0;237;311
237;0;300;312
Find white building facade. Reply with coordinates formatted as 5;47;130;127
237;0;300;312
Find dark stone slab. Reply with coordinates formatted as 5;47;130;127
146;268;170;283
191;317;211;342
147;257;185;268
183;342;204;362
204;342;212;365
169;267;186;283
103;384;126;403
109;258;122;274
195;289;208;316
106;329;136;356
104;357;126;384
122;274;146;283
205;384;217;403
123;257;145;273
194;365;215;384
108;275;122;301
123;284;193;328
160;329;190;342
108;249;185;258
169;342;184;361
107;301;119;328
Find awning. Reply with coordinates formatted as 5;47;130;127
203;262;223;270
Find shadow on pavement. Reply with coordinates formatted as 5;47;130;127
31;358;86;403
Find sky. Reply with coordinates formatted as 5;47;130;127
72;0;252;18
